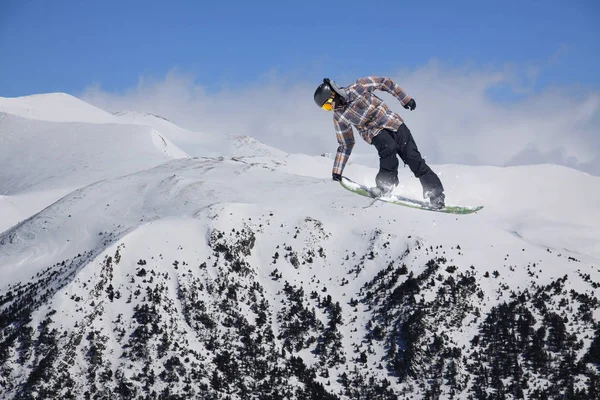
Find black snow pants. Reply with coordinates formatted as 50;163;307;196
371;123;444;196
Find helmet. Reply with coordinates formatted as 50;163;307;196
314;78;335;107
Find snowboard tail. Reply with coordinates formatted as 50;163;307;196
339;176;483;215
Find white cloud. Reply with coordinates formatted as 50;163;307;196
80;61;600;176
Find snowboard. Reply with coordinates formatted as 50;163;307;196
339;176;483;215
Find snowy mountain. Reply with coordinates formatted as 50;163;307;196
0;94;282;233
1;94;599;399
0;112;188;195
113;111;200;144
112;110;287;159
0;93;119;124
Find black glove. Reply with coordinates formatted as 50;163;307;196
332;173;342;181
403;98;416;111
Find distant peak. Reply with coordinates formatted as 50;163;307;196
22;92;70;97
113;111;171;122
2;92;78;102
0;92;117;123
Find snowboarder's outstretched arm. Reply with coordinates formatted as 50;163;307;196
332;117;354;179
356;76;413;109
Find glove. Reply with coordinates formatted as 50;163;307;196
403;98;416;111
332;173;342;181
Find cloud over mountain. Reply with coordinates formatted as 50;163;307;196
80;62;600;175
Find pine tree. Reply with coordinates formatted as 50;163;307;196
585;327;600;365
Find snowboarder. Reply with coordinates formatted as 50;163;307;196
314;77;445;209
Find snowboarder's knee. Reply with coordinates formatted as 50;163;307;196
372;131;398;159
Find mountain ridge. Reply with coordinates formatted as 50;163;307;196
1;154;599;399
0;93;119;124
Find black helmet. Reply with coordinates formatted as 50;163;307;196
314;78;335;107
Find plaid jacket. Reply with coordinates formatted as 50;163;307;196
331;76;412;176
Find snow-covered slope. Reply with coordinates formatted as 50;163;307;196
0;93;119;123
114;110;287;159
0;104;189;233
1;150;599;399
0;112;188;195
0;94;286;234
0;188;74;235
113;111;194;143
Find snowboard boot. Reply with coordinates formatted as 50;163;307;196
425;190;446;209
419;171;445;209
374;173;398;198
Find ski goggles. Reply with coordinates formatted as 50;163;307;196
322;93;335;111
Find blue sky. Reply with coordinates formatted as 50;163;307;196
0;0;599;97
